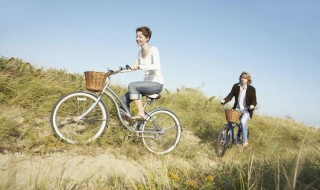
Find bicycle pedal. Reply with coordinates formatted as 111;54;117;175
135;126;143;131
135;132;143;137
234;141;241;145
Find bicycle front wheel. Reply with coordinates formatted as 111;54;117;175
215;124;230;157
50;91;109;144
141;108;182;154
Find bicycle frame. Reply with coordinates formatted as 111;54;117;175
51;66;182;154
226;122;242;144
78;69;155;131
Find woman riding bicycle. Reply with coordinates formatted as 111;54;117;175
121;26;164;120
220;72;257;147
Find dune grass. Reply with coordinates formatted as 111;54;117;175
1;56;320;189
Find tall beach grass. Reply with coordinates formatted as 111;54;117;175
0;56;319;189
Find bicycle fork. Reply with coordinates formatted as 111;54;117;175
76;94;104;121
226;122;242;144
226;123;234;144
228;122;242;144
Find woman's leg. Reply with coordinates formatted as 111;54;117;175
240;112;250;145
120;92;131;111
128;81;163;119
133;99;145;118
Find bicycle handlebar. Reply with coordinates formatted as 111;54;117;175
221;102;254;111
221;103;228;111
107;65;132;75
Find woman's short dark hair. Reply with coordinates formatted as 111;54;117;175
136;26;152;41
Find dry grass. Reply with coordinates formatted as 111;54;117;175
0;56;319;189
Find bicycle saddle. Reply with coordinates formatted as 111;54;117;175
146;94;161;99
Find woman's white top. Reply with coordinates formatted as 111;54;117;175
134;46;164;84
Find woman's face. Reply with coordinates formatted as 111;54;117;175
136;31;149;46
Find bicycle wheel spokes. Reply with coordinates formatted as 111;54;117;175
51;92;108;144
141;109;181;154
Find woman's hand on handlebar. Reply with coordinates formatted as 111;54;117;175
220;99;225;105
109;65;132;74
130;63;139;70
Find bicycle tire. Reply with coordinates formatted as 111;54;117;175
215;124;231;157
141;108;182;154
50;91;109;144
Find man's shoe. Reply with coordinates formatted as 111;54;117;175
243;141;249;147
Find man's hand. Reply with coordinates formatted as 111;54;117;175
249;105;255;110
220;99;225;105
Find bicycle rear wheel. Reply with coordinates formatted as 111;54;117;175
141;108;182;154
215;124;231;157
50;91;108;144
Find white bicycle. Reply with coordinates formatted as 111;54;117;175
50;66;182;154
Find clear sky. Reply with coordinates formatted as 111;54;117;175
1;0;319;127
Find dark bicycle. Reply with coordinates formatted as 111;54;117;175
215;106;248;157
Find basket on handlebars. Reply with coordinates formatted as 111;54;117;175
84;71;108;92
224;109;242;122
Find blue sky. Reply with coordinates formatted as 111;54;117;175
1;0;319;127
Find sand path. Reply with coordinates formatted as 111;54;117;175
0;152;146;189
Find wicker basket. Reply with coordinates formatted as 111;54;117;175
84;71;108;92
224;109;242;122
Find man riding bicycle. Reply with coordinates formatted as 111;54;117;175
221;72;257;147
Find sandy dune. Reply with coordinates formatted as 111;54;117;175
1;152;145;189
